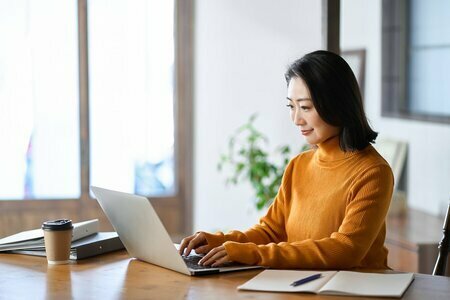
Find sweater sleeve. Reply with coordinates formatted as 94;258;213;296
202;160;294;249
223;164;394;269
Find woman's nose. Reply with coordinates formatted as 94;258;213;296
294;111;306;126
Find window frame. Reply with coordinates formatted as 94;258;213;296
0;0;193;237
381;0;450;124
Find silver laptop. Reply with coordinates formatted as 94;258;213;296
91;186;261;276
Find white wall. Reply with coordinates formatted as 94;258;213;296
193;0;322;232
341;0;450;216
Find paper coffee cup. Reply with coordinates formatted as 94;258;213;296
42;219;73;265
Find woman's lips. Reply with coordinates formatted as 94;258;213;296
301;129;313;136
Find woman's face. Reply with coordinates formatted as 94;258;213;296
287;77;340;145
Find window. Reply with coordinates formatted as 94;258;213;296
382;0;450;123
0;0;193;237
0;0;80;200
88;0;175;196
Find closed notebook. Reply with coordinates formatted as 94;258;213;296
238;270;414;298
10;232;124;260
0;219;99;251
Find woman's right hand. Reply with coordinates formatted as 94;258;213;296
178;232;212;256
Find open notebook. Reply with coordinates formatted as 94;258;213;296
238;270;414;298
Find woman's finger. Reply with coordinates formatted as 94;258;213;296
211;255;231;267
204;250;227;266
178;235;195;255
184;233;207;256
199;247;227;266
194;244;211;254
198;246;220;265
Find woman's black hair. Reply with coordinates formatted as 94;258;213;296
285;50;377;151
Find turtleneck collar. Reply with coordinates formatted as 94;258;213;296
315;135;358;162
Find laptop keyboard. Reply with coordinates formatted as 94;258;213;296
182;255;214;270
182;254;245;270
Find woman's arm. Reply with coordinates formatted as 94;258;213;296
201;182;288;248
201;158;298;249
178;174;289;256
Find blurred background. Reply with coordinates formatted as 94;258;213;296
0;0;449;274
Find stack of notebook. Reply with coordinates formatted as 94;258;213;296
0;219;124;260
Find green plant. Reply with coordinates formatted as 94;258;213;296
217;114;292;210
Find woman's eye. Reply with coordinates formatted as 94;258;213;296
300;106;310;111
286;104;294;110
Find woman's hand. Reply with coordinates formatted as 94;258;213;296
198;246;231;267
178;232;212;256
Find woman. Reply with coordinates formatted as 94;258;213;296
179;50;394;270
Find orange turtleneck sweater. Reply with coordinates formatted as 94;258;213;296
204;136;394;270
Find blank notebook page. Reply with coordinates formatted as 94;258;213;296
319;271;415;297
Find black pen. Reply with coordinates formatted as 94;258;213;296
290;273;322;287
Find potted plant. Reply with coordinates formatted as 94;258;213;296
217;114;303;210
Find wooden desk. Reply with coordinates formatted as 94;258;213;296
1;251;449;299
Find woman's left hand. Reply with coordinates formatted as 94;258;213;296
198;246;231;267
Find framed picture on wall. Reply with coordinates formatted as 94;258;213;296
341;49;366;98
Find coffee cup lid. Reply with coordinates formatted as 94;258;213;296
42;219;73;231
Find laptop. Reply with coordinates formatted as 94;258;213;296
91;186;261;276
